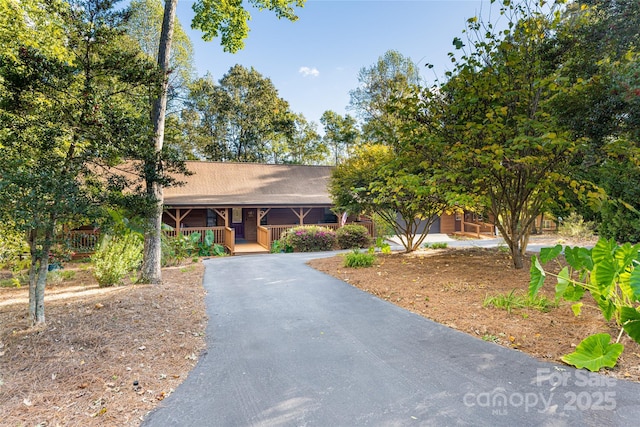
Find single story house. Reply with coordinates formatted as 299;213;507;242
162;162;365;254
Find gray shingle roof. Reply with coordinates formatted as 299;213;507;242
163;161;334;207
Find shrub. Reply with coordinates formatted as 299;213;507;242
270;240;282;253
343;250;376;268
558;212;596;240
196;230;226;256
336;224;372;249
92;233;143;287
161;233;195;266
0;225;29;271
280;226;336;252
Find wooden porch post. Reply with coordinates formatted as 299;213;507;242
214;208;229;227
290;207;312;225
164;208;193;235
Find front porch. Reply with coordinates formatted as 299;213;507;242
163;206;375;255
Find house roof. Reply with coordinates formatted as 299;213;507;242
163;161;334;207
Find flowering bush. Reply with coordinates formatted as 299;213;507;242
336;224;372;249
280;226;337;252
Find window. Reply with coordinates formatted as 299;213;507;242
232;208;242;223
206;209;216;227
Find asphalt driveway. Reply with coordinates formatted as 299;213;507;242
143;252;640;426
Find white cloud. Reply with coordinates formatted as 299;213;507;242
298;66;320;78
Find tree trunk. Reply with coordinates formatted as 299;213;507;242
141;0;177;284
510;242;524;270
27;228;53;325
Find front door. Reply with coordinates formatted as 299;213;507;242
231;208;244;239
244;209;257;242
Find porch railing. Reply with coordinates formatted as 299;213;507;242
224;227;235;254
163;226;226;244
257;226;270;250
63;230;100;254
64;222;377;256
462;221;496;238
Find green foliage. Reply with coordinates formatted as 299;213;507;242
280;226;336;252
270;240;282;253
320;110;359;165
530;238;640;369
368;236;392;255
160;229;225;264
483;289;555;314
561;334;624;372
0;0;160;323
329;142;450;253
47;269;76;284
599;198;640;244
0;224;29;271
185;65;318;163
441;0;581;269
270;239;292;253
161;233;195;266
558;213;596;240
195;230;226;256
348;49;421;144
424;242;448;249
0;277;24;288
92;233;143;287
336;224;372;249
343;250;376;268
192;0;305;53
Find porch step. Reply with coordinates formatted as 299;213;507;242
232;243;270;256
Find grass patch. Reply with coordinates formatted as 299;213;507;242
424;242;448;249
47;269;76;284
0;277;22;288
483;289;556;313
343;250;376;268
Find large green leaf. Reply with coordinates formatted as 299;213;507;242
540;244;562;264
564;246;593;271
591;258;616;294
560;333;624;372
564;283;586;302
614;243;640;271
555;266;569;302
529;256;546;298
621;307;640;344
596;296;616;322
591;238;617;264
629;268;640;302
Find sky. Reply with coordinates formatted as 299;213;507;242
172;0;492;126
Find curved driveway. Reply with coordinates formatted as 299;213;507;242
143;252;640;426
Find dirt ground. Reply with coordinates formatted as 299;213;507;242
307;237;640;383
0;261;206;426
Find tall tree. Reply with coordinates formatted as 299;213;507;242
0;0;158;324
320;110;359;164
124;0;194;110
284;114;328;164
349;49;421;143
548;0;640;240
141;0;306;283
185;66;294;162
442;0;577;269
